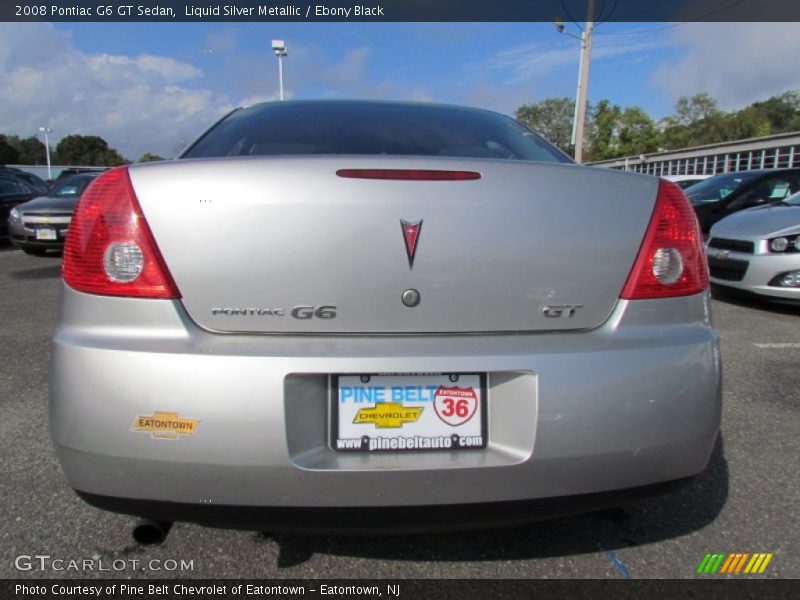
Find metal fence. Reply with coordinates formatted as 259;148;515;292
590;131;800;176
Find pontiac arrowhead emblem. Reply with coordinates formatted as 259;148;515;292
400;219;422;269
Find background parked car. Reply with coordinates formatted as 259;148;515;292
685;168;800;233
0;173;37;240
8;172;100;255
706;190;800;305
0;166;49;196
49;167;107;188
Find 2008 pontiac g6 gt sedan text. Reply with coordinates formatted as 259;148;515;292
51;101;721;537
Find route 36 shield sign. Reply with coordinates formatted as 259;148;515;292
433;385;479;426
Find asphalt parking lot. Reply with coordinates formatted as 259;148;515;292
0;243;798;580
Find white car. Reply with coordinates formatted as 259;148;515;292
706;190;800;304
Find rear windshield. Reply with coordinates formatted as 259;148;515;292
182;102;570;164
50;175;96;198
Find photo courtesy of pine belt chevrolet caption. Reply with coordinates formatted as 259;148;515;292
50;100;721;539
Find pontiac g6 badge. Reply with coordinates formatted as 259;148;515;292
400;219;423;269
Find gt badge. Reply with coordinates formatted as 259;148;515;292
434;386;479;426
400;219;423;269
131;411;200;440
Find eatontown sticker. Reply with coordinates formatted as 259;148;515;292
131;411;200;440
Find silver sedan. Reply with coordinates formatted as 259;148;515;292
707;191;800;304
50;100;721;540
8;172;100;255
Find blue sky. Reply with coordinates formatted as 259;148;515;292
2;21;799;159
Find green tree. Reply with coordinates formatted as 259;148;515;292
1;135;47;164
724;106;772;140
0;136;21;164
659;115;689;151
138;152;165;162
586;99;621;161
54;135;127;166
662;93;729;148
749;91;800;133
616;107;661;156
515;88;800;160
515;97;575;153
674;93;720;125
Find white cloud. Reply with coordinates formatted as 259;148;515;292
652;22;800;110
453;32;675;116
135;55;203;82
326;46;370;85
204;27;238;55
461;81;538;117
286;43;431;103
475;35;671;86
289;44;372;89
0;23;232;160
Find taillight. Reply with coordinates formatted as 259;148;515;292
620;179;708;300
62;166;180;299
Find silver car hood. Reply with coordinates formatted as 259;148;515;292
17;195;77;214
711;204;800;238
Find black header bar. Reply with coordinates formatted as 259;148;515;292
4;579;799;600
3;0;800;22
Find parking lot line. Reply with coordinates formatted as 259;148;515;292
753;342;800;348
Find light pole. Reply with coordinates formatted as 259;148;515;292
271;40;287;101
555;0;595;163
38;127;53;180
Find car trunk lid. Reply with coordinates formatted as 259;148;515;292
130;156;657;334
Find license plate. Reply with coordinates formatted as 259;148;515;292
35;228;56;240
332;373;487;452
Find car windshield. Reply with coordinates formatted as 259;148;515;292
183;101;571;164
50;175;95;198
684;172;761;205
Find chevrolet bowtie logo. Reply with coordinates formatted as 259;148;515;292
353;402;423;428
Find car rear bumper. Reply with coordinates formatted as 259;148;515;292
8;219;67;250
78;477;696;533
9;237;65;251
51;286;721;525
